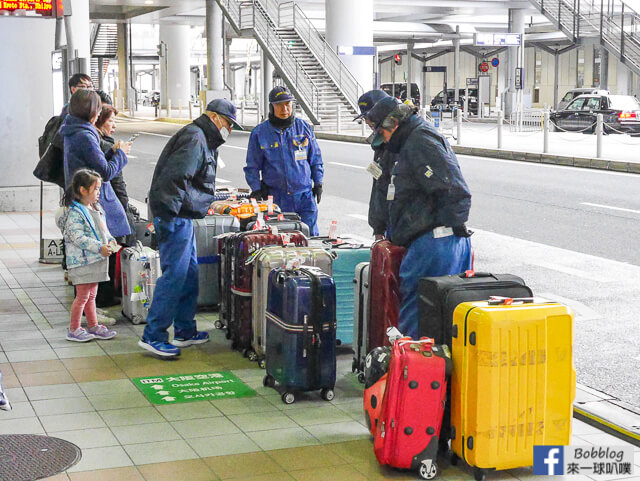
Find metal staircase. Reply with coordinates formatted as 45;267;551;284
216;0;362;126
90;24;118;87
529;0;640;76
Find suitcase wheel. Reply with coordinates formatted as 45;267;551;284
473;467;487;481
320;388;335;402
281;392;296;405
131;315;145;325
258;359;266;369
262;375;275;388
418;461;438;480
214;320;223;329
336;339;342;346
246;349;258;362
357;372;365;384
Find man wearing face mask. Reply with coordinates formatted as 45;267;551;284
244;86;324;236
354;89;393;241
141;99;242;358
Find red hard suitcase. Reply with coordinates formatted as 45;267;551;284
366;240;406;360
229;230;307;355
373;337;451;480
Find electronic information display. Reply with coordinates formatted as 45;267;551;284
0;1;60;17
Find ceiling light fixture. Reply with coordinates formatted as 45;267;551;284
144;0;154;4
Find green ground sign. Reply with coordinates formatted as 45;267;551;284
133;371;256;405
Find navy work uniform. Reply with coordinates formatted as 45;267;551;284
366;97;473;338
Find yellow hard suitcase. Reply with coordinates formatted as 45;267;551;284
450;297;575;481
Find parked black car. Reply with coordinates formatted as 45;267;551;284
380;83;421;105
549;94;640;134
430;88;478;112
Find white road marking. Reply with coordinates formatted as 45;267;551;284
139;132;172;138
348;214;368;221
329;162;366;170
220;145;247;150
537;292;602;321
317;138;369;147
580;202;640;215
525;260;615;283
216;178;231;184
127;155;137;159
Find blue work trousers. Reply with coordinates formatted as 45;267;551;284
398;231;472;339
271;189;319;236
142;217;199;343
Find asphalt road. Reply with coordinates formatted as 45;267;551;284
114;118;640;409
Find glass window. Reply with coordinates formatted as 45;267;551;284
584;97;602;111
566;97;587;111
562;91;576;102
535;50;542;86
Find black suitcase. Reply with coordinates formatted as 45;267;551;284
418;272;533;347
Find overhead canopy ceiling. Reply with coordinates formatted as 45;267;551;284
89;0;568;49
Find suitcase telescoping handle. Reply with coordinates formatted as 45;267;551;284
487;296;535;305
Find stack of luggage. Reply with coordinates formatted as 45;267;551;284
357;267;576;480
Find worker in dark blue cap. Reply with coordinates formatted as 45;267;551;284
365;96;473;340
244;86;324;236
141;98;243;358
354;90;394;240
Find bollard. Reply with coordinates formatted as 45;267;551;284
456;108;462;146
361;119;366;137
596;113;603;158
167;99;172;118
188;101;193;120
543;110;550;154
178;99;183;118
497;110;503;149
336;105;341;134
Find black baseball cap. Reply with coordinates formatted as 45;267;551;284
354;90;390;120
269;86;295;104
364;96;401;129
206;99;244;130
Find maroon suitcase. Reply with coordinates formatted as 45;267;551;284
366;240;406;362
229;230;308;355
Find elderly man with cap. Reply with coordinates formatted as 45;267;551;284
244;86;324;236
364;97;473;339
140;99;243;358
355;89;394;240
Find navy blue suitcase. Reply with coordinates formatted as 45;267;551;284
264;266;337;404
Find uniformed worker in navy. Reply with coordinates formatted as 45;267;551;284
364;96;473;338
354;89;394;240
244;86;324;236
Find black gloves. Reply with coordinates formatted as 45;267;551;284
250;189;265;201
312;184;323;204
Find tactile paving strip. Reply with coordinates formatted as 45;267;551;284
0;434;81;481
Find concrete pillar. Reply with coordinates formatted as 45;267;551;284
505;8;526;117
206;0;225;99
262;49;274;118
617;59;632;95
0;17;59;211
453;26;460;102
553;51;559;109
65;0;91;74
97;57;105;91
325;0;374;91
117;24;129;108
600;48;609;89
159;24;191;110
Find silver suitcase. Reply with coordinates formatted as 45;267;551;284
251;245;334;366
121;242;161;325
194;215;240;307
352;261;370;382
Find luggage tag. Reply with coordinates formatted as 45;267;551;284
366;162;383;180
146;222;155;234
386;177;396;201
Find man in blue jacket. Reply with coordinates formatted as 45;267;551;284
140;99;243;358
365;97;473;339
353;89;393;240
244;86;324;236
